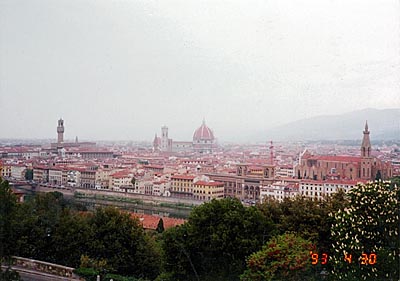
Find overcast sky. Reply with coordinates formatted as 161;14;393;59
1;0;399;142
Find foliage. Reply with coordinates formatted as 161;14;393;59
162;198;274;280
330;181;399;280
86;207;161;279
0;178;18;259
154;272;175;281
156;218;164;233
161;224;194;280
79;255;108;271
9;191;160;279
390;176;400;190
375;170;382;181
0;267;21;281
13;192;71;262
75;251;156;281
240;233;315;281
50;210;91;267
74;267;100;281
8;181;388;280
258;191;348;254
24;169;33;181
104;273;149;281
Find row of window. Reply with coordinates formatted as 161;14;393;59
193;195;223;200
226;189;242;195
193;189;223;194
301;185;352;191
302;191;323;196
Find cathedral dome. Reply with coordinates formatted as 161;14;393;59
193;120;215;141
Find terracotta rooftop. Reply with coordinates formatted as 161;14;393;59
130;213;186;230
300;179;367;185
305;155;361;163
195;181;224;186
193;120;215;141
171;175;196;180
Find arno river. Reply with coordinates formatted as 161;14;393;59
12;184;192;219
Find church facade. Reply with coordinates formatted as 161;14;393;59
153;120;217;153
294;122;392;181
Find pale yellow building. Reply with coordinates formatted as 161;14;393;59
1;164;12;178
193;181;224;201
109;170;134;192
170;174;224;201
95;168;115;189
170;175;196;199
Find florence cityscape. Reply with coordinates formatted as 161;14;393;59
1;0;400;280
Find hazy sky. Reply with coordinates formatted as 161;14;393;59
1;0;399;142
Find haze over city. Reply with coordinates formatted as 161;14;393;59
1;0;399;141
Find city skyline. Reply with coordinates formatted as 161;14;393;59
1;0;399;141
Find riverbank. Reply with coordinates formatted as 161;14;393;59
16;184;200;218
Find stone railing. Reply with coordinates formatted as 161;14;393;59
10;256;80;279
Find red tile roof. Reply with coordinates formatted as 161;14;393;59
171;175;196;180
301;179;367;185
193;120;215;140
305;155;361;163
144;165;164;169
195;181;224;186
130;213;186;230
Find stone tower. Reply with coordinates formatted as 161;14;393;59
161;126;169;152
360;121;372;179
153;133;160;151
57;118;64;144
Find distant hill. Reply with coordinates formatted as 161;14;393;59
262;108;400;141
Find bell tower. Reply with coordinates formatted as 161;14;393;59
360;121;372;179
361;121;371;157
161;126;169;152
57;118;64;144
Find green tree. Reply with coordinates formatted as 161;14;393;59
161;224;195;281
86;207;161;279
259;191;348;254
0;178;18;260
13;192;66;262
24;169;33;181
51;209;91;267
12;193;160;278
390;176;400;190
240;233;315;281
375;170;382;181
161;198;274;280
0;266;21;281
156;218;165;233
330;181;399;280
0;178;21;280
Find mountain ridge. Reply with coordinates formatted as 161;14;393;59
260;108;400;141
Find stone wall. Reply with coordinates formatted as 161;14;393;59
11;256;79;279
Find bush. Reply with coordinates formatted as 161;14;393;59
330;181;399;280
104;273;148;281
74;267;100;281
240;233;315;281
0;267;21;281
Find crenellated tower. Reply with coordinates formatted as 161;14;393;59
57;118;64;144
161;126;169;152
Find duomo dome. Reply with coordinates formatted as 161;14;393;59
193;120;215;141
154;119;216;154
